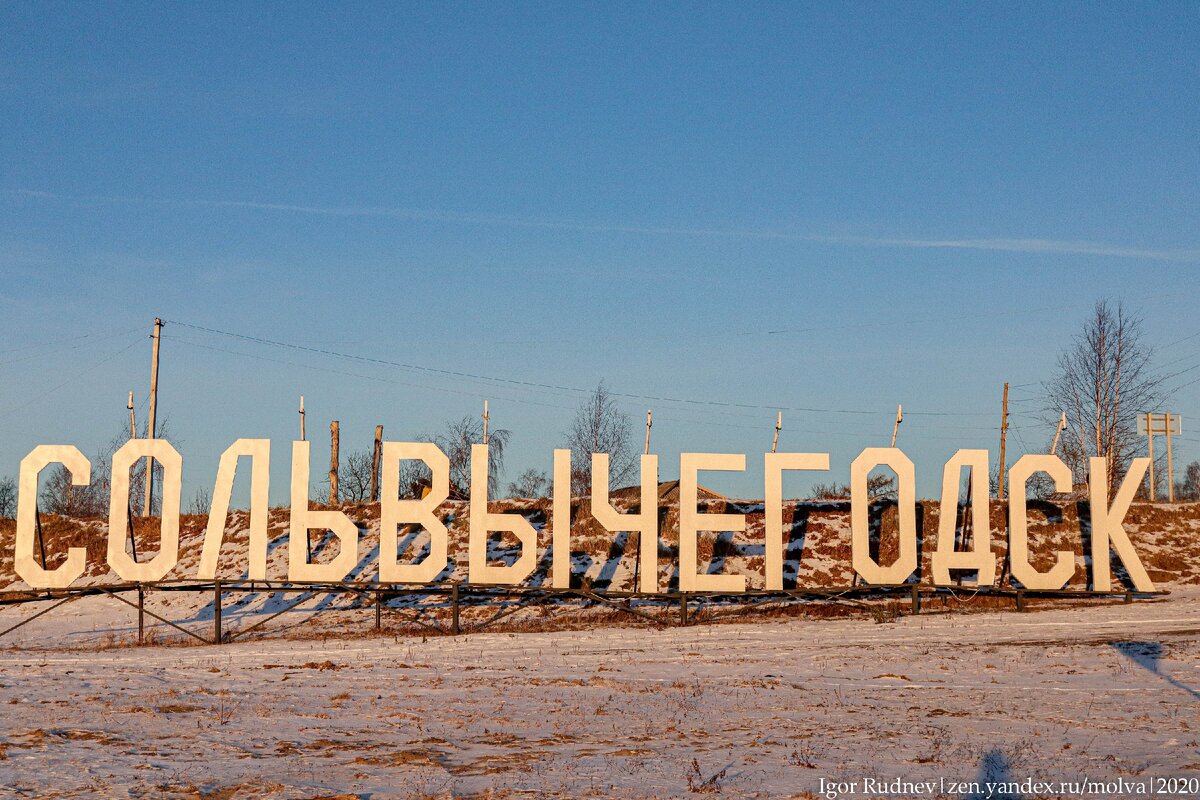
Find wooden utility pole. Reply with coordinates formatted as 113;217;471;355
771;411;782;454
997;383;1010;501
370;424;384;502
890;404;903;447
1166;412;1175;503
1146;412;1156;502
142;318;163;517
299;395;306;441
1049;411;1066;455
482;400;489;445
1139;412;1181;502
329;420;340;503
644;409;652;454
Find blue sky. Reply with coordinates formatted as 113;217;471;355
1;2;1198;502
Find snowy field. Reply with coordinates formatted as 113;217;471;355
1;590;1198;799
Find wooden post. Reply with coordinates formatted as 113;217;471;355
1147;412;1156;502
137;585;145;645
127;498;139;563
329;420;339;504
679;592;688;626
34;502;47;570
370;424;384;502
451;583;461;635
890;404;903;447
375;589;382;631
299;395;306;441
482;400;489;445
997;383;1009;500
1165;412;1175;503
1049;411;1066;455
771;411;782;454
142;318;163;517
644;409;652;455
911;583;920;614
213;580;222;644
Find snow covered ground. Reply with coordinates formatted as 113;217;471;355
1;589;1197;799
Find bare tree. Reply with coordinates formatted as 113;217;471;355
39;417;176;517
507;468;549;499
418;415;511;498
1045;301;1165;493
563;381;636;495
0;476;16;519
337;449;375;503
39;462;106;517
1175;460;1200;501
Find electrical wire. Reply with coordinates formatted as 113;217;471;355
0;334;146;415
164;319;1006;419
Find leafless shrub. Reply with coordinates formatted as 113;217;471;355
686;759;728;793
788;739;821;768
810;473;896;500
507;468;549;499
187;486;212;516
337;449;375;504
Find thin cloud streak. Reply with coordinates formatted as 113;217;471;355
11;188;1200;262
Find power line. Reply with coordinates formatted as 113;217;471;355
0;325;146;368
170;335;990;441
1;334;145;415
165;319;1002;419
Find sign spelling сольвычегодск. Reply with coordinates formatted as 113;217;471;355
10;440;1156;594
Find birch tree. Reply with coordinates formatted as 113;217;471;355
1045;301;1164;493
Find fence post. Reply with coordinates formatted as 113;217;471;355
137;585;145;644
375;589;382;631
911;584;920;615
451;583;461;635
1015;589;1024;613
680;592;689;626
370;424;383;502
329;420;340;503
214;580;222;644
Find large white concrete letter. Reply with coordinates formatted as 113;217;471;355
109;439;182;582
198;439;271;580
679;453;746;592
551;449;572;588
380;442;449;583
931;449;995;587
469;443;537;584
15;445;90;589
764;452;829;590
289;440;359;581
1008;454;1074;590
850;448;917;585
592;452;659;593
1089;457;1154;592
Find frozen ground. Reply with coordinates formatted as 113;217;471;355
1;589;1198;799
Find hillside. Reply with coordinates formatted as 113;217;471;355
1;496;1198;649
